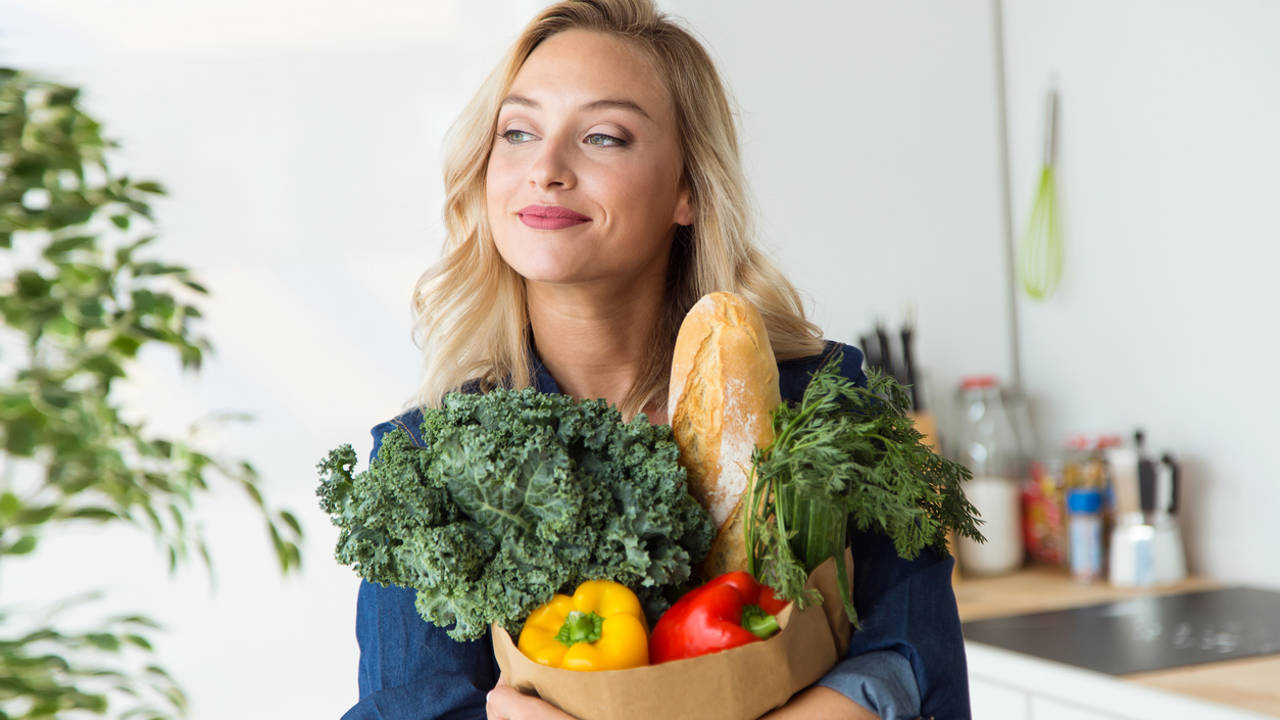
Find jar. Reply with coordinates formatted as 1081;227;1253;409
954;376;1024;575
1021;456;1067;566
1061;435;1092;490
1066;487;1104;582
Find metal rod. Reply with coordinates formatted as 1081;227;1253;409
993;0;1024;392
1044;88;1058;167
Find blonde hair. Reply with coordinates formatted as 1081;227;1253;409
410;0;824;418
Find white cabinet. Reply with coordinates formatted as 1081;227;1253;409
965;641;1273;720
968;677;1131;720
969;678;1029;719
1028;697;1126;720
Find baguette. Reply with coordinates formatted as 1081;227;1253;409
668;292;780;577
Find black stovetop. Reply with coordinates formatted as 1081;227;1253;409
961;586;1280;676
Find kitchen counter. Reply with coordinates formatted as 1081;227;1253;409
955;566;1280;718
954;565;1219;622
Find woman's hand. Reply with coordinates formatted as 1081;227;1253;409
757;685;880;720
485;674;579;720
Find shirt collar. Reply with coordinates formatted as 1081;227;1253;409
528;340;562;395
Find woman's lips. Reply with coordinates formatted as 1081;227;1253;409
519;214;590;230
517;205;591;230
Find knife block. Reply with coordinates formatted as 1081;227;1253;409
908;410;961;584
907;410;938;450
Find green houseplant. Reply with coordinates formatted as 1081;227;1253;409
0;68;303;718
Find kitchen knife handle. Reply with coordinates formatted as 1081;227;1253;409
859;334;878;373
1161;453;1180;515
900;326;920;411
874;323;895;381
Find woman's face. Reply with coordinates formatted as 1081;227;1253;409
486;29;693;290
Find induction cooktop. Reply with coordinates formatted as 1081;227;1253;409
961;587;1280;675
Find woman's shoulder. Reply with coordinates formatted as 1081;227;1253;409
373;407;425;436
777;340;867;404
369;379;488;455
368;407;427;462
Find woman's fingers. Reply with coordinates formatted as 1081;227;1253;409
484;685;511;720
485;684;578;720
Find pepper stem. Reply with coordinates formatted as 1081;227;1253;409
555;610;604;647
741;604;780;640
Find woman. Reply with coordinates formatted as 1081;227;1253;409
346;1;969;718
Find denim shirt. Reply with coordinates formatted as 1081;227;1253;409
341;341;971;720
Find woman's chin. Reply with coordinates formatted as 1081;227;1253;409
497;245;604;283
505;259;593;286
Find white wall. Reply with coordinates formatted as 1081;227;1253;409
665;0;1012;425
1000;0;1280;586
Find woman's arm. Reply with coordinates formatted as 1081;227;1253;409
760;686;879;720
343;580;497;720
811;531;968;720
342;417;498;720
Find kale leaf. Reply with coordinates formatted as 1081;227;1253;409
317;387;713;641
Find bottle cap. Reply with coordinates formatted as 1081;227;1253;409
960;375;998;390
1067;488;1103;514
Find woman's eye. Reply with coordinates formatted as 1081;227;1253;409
585;133;626;147
497;129;625;147
500;129;534;144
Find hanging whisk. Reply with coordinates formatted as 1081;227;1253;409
1018;88;1064;300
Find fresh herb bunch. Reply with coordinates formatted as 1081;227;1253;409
747;352;985;625
317;387;714;641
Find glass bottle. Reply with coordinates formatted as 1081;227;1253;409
954;376;1024;575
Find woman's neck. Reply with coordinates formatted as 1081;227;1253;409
525;274;668;423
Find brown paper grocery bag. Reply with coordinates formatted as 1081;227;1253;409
492;549;854;720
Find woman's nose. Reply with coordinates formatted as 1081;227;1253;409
528;134;576;191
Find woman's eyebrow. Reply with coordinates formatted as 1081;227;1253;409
500;93;652;121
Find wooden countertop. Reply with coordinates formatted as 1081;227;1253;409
953;565;1218;622
954;566;1280;717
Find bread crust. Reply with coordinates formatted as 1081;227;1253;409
668;292;780;576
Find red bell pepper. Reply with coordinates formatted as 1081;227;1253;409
649;571;790;663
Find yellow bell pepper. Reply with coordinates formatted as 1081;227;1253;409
517;579;649;671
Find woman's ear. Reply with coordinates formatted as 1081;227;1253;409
673;179;695;227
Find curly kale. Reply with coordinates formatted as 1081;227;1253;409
317;388;713;641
